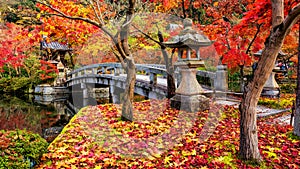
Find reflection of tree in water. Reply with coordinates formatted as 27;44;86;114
0;95;74;142
0;95;42;135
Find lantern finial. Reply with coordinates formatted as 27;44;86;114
183;18;193;29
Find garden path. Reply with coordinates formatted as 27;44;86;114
215;99;292;126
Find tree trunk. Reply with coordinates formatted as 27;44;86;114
121;57;136;121
293;22;300;136
239;0;284;162
161;49;176;98
119;0;136;121
166;66;176;98
158;29;176;98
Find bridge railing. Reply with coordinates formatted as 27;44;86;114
66;63;228;92
66;63;169;85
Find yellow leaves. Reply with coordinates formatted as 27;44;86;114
213;2;219;7
181;149;197;156
262;150;277;159
191;149;197;155
68;158;78;164
94;165;102;169
199;145;206;153
39;31;48;36
164;155;171;164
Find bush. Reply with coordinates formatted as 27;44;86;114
280;83;296;94
258;96;295;109
228;72;241;92
0;130;49;169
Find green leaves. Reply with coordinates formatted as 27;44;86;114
0;130;48;169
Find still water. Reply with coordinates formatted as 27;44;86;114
0;93;145;142
0;94;78;142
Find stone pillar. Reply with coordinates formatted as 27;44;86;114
214;65;228;98
114;68;120;76
92;68;97;74
81;83;89;107
109;85;122;104
81;83;88;98
214;65;228;91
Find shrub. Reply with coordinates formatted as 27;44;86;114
0;130;48;169
258;95;295;109
228;71;241;92
280;83;296;94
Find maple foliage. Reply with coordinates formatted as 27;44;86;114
36;100;300;168
38;15;98;49
0;23;31;73
39;60;58;81
0;22;60;92
201;0;300;70
149;0;253;24
35;0;121;45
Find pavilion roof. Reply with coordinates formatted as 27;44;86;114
40;40;72;51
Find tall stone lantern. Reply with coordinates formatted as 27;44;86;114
164;18;214;112
254;50;286;98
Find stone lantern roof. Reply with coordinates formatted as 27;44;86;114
254;49;287;72
254;49;287;57
164;18;213;48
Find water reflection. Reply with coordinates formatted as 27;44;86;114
0;92;146;143
0;94;75;142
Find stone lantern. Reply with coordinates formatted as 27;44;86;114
254;50;286;98
164;18;214;112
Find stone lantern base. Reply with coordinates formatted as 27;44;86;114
261;72;280;98
171;94;209;112
261;87;280;98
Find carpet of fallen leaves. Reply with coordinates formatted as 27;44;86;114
37;99;300;169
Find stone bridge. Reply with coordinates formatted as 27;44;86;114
66;63;228;104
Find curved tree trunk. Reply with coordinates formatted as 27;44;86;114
35;0;138;122
240;3;284;149
293;22;300;136
121;57;136;121
239;0;300;162
118;0;136;121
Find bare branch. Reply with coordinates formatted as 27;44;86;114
36;0;115;40
281;4;300;36
225;28;231;50
121;14;136;28
114;31;128;59
132;24;163;46
88;0;105;25
95;0;105;24
246;23;262;54
111;47;126;68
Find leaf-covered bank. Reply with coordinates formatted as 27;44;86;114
37;99;300;168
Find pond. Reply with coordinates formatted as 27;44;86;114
0;92;146;143
0;94;77;142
